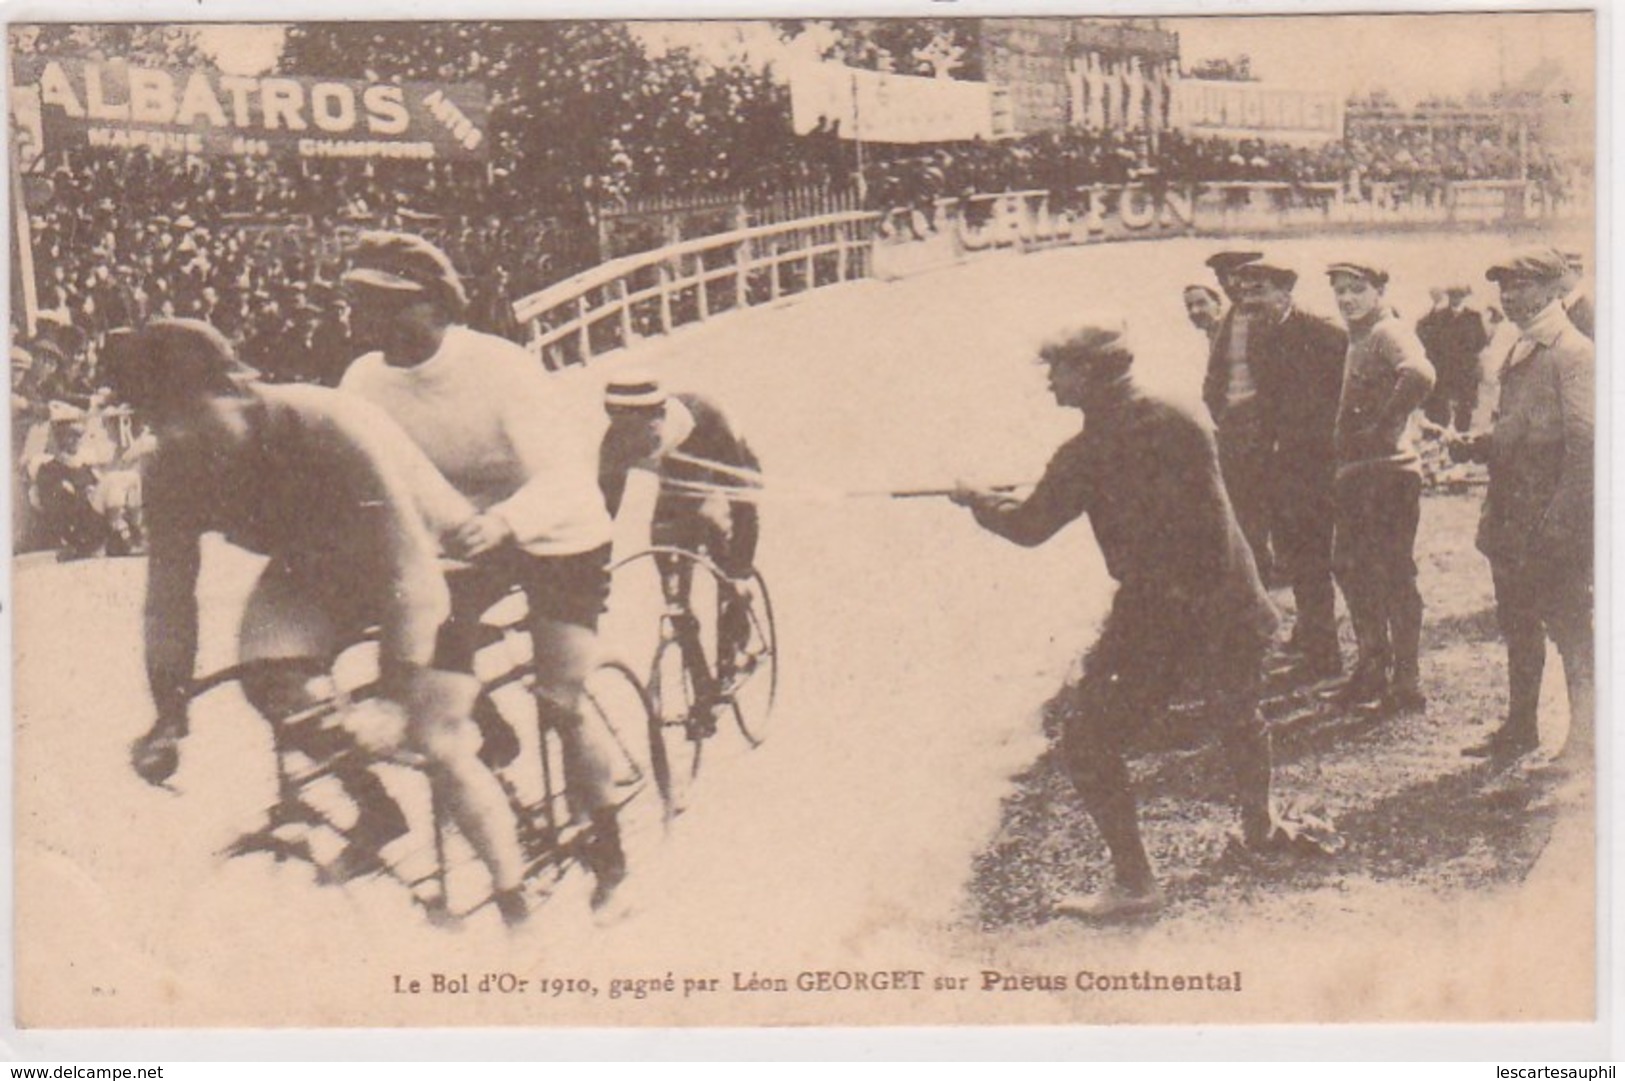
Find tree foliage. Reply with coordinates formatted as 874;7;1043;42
773;19;983;79
9;23;205;66
280;21;790;204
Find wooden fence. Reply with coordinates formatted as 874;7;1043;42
514;210;879;369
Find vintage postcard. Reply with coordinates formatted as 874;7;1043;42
6;8;1601;1039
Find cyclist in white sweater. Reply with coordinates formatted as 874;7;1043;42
339;232;627;909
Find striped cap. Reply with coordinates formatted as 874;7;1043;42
604;369;667;410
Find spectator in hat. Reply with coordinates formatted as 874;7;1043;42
1419;285;1490;432
34;406;107;561
108;319;533;920
1200;250;1276;584
1558;250;1593;341
1326;261;1435;714
338;230;629;911
1457;247;1593;776
953;319;1292;922
1231;256;1349;683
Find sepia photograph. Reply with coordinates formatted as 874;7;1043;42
4;5;1603;1041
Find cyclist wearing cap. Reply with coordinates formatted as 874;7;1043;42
598;372;762;692
337;231;627;909
112;319;532;923
953;320;1285;922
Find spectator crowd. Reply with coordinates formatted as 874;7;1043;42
9;87;1579;560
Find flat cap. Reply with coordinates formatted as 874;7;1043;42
1326;261;1389;288
1232;256;1298;289
103;320;257;410
342;231;468;314
1485;246;1568;284
1205;250;1263;271
1037;318;1134;369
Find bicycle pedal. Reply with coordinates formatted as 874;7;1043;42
316;843;391;886
226;829;316;866
267;799;325;829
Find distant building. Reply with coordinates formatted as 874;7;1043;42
979;18;1180;135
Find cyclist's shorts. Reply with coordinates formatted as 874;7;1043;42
517;544;612;630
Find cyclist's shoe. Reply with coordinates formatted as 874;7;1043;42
688;697;722;740
322;841;390;885
225;828;315;866
343;795;410;871
492;886;531;928
131;721;185;786
585;811;628;912
473;695;521;770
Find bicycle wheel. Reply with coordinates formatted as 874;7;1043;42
646;634;705;819
579;660;669;847
723;569;779;746
580;660;653;805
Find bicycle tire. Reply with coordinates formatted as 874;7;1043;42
610;545;777;745
725;568;779;746
646;635;705;818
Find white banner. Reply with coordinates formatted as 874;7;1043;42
1170;78;1344;144
790;62;997;144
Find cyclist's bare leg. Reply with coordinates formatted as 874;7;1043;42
655;548;725;715
238;571;409;877
435;567;522;768
530;618;614;814
395;666;528;920
239;660;410;874
530;616;627;907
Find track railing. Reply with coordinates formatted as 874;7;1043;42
513;210;879;370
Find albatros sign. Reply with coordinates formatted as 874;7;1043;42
12;56;490;161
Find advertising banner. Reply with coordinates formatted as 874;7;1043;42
11;56;490;161
790;61;997;144
1170;78;1344;145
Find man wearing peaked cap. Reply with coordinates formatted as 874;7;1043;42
954;317;1303;921
1326;259;1434;715
1454;245;1594;777
339;231;631;912
1231;253;1349;684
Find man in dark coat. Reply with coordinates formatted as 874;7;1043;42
1231;257;1349;682
1200;250;1275;582
1420;285;1490;432
954;319;1284;921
